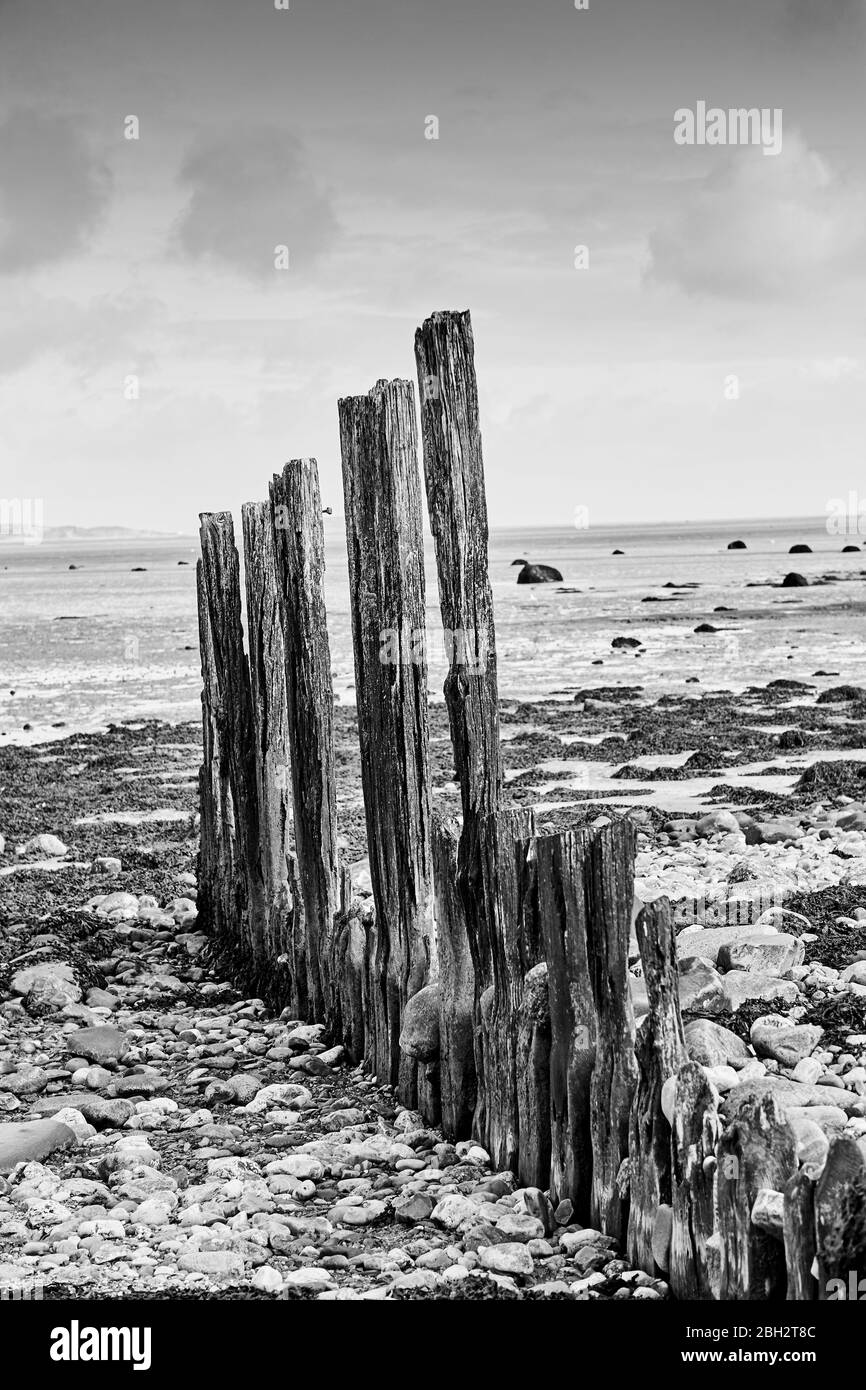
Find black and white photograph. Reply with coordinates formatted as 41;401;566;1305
0;0;864;1366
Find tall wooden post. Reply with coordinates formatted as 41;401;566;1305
338;379;434;1096
270;461;341;1027
241;500;306;1016
414;310;502;820
197;512;268;960
415;309;508;1144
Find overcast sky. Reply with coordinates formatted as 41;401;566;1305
0;0;863;531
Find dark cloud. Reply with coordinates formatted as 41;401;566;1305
172;127;338;280
0;109;112;273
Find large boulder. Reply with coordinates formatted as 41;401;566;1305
0;1119;77;1174
722;972;799;1012
10;962;81;1012
694;810;741;838
684;1019;750;1068
515;562;563;585
676;925;780;968
678;959;726;1017
723;1076;863;1119
716;932;804;977
399;984;440;1063
16;834;68;858
744;818;803;846
750;1015;823;1067
0;1067;49;1097
782;572;808;587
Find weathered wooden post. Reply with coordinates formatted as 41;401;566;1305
669;1061;722;1300
270;461;342;1029
534;820;636;1232
197;512;268;961
473;807;536;1168
337;379;435;1099
627;897;686;1273
196;558;236;945
716;1092;796;1300
414;310;502;821
241;500;306;1015
813;1136;866;1299
414;309;506;1145
536;829;598;1219
431;816;476;1139
783;1169;817;1300
586;820;638;1242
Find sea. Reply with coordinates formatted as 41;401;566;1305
1;516;864;746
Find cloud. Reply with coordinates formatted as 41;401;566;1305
172;127;338;280
645;133;864;299
0;108;112;273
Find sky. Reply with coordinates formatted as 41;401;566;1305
0;0;863;532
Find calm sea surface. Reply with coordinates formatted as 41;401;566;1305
1;516;864;744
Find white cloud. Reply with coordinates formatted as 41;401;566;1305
645;132;864;299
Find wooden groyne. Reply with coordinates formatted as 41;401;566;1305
196;309;865;1300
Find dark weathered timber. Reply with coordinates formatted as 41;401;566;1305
717;1092;797;1300
414;311;507;1127
475;809;536;1170
515;960;551;1189
196;557;237;945
198;513;268;959
241;500;306;1014
585;820;639;1242
783;1169;818;1301
338;381;434;1097
627;897;686;1274
536;830;597;1218
431;815;476;1140
414;310;502;824
814;1136;866;1299
270;461;341;1028
669;1061;722;1300
331;865;367;1063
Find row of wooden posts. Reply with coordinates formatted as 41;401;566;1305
196;309;864;1300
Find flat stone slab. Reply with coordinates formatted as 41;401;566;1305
0;1119;77;1175
676;925;780;967
66;1025;129;1064
25;1092;92;1118
109;1074;170;1098
10;961;78;996
724;1076;864;1118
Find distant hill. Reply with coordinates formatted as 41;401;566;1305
40;526;193;541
